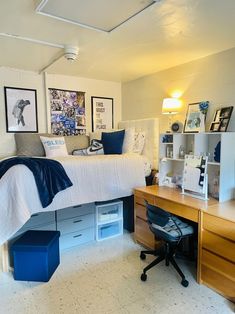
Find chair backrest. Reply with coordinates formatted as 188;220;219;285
145;202;171;227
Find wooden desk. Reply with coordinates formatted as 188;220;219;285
134;185;235;302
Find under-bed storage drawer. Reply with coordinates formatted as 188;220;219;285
57;214;95;236
57;203;95;221
21;212;55;230
56;203;95;250
59;228;95;250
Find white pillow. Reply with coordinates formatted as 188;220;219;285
122;128;135;153
40;136;68;158
133;131;146;154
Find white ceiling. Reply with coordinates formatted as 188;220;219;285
1;0;235;82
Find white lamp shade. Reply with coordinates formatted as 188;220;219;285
162;98;181;114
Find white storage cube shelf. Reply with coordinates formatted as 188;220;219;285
96;201;123;241
159;132;235;202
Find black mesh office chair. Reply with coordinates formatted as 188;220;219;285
140;202;194;287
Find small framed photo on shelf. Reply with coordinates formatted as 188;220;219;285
210;122;220;132
209;106;233;132
183;102;205;133
4;86;38;133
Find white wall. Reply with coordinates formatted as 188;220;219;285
122;47;235;133
0;67;121;157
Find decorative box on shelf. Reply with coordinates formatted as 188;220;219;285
95;200;123;241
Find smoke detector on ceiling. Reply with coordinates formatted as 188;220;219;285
64;45;79;61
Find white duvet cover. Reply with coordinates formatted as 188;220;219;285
0;154;149;245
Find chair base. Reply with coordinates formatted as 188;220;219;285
140;242;189;287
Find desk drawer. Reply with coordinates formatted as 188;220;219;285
202;249;235;281
203;213;235;241
154;198;199;222
57;203;95;221
134;192;155;206
201;264;235;302
60;228;95;250
202;230;235;263
135;217;155;249
57;214;95;235
135;203;147;221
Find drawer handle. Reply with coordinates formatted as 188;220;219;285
73;234;82;238
101;226;112;230
73;205;82;209
73;219;82;224
31;214;39;217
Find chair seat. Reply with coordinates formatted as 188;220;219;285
151;216;194;242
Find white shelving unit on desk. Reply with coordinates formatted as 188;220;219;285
159;132;235;202
96;200;123;241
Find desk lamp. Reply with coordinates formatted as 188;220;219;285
162;98;181;132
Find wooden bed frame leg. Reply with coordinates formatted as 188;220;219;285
0;243;10;273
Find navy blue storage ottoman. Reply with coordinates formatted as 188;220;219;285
11;230;60;282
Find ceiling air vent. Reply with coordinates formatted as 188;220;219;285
35;0;161;33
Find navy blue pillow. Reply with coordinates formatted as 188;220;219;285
101;130;125;155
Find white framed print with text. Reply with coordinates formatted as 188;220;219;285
91;96;113;131
4;86;38;133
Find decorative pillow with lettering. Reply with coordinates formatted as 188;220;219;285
72;139;104;156
40;136;68;158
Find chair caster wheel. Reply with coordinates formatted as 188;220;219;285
140;253;146;260
141;273;147;281
181;279;189;287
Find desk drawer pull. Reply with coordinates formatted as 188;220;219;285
73;205;82;209
73;234;82;238
31;214;39;217
73;219;82;224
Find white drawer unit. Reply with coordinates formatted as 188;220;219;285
57;203;95;221
59;228;95;250
56;203;96;250
20;211;55;230
96;200;123;241
97;220;123;241
57;214;94;236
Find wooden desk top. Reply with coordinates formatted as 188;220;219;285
134;186;235;223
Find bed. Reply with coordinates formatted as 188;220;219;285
0;118;159;271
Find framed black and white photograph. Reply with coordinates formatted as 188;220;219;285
4;86;38;133
91;96;113;131
183;102;205;133
209;106;233;132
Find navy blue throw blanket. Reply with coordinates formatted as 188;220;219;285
0;157;73;208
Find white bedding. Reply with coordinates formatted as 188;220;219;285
0;154;149;245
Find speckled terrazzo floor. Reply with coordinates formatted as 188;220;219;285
0;233;234;314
